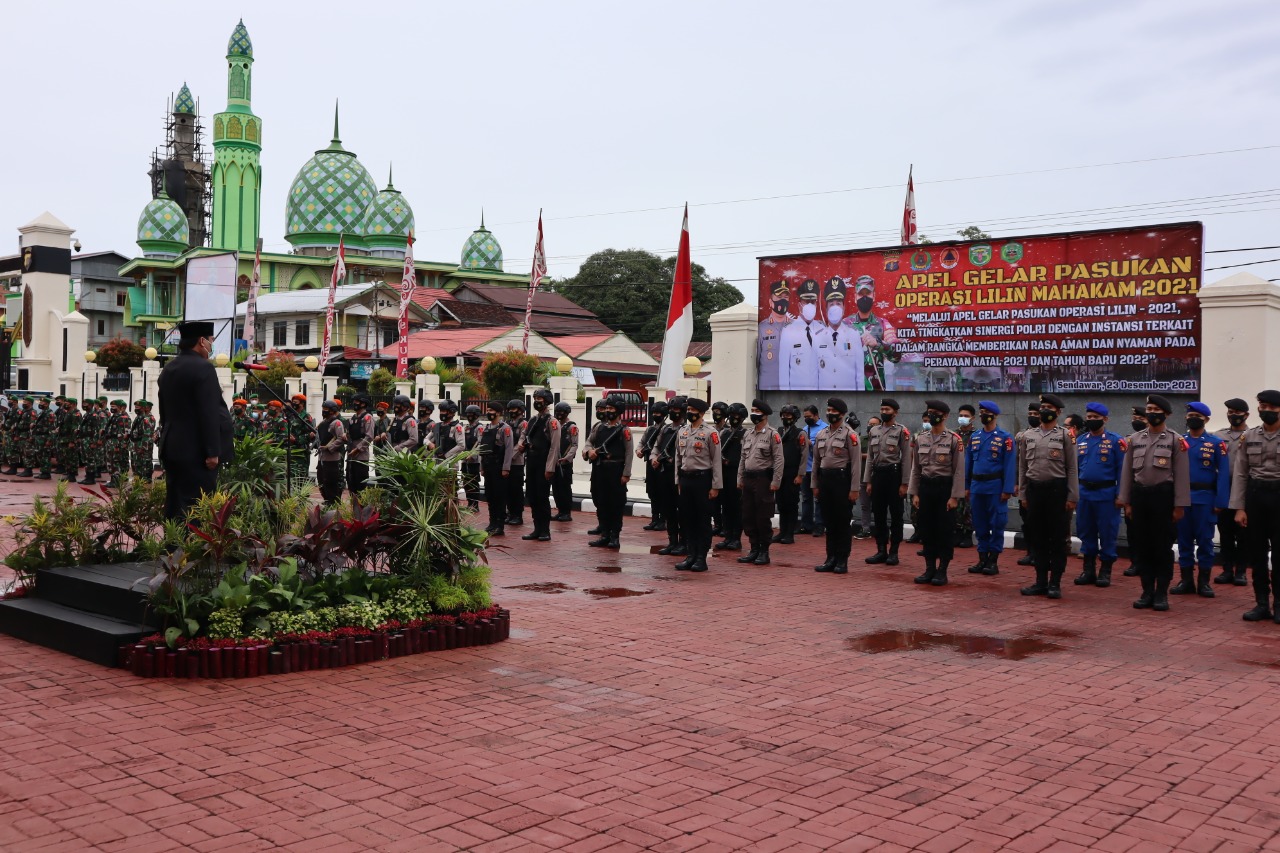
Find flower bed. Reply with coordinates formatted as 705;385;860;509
121;608;510;678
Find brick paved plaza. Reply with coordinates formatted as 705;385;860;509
2;480;1280;852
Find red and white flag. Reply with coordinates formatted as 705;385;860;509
319;236;346;370
657;204;693;390
522;211;546;354
901;165;917;246
243;237;263;353
396;230;416;378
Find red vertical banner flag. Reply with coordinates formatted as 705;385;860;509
243;237;263;354
901;165;917;246
319;236;346;370
657;204;693;389
396;230;416;378
522;211;546;354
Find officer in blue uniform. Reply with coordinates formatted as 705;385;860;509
1074;402;1126;588
965;401;1016;576
1173;402;1230;598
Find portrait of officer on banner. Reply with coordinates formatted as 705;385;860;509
813;276;866;391
758;279;792;391
842;275;902;391
777;278;824;391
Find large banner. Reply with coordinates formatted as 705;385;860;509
757;222;1203;394
185;252;239;359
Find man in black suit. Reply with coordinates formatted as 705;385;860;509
158;321;234;520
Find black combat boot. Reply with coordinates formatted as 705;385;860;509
865;539;889;564
589;535;611;547
812;525;825;537
814;555;836;573
931;561;949;587
771;530;785;543
658;533;680;555
1214;560;1234;584
669;543;688;556
714;537;741;551
1021;568;1048;596
832;558;848;574
1169;566;1196;595
1243;590;1272;621
737;542;760;564
1074;555;1097;586
606;531;620;549
914;558;937;585
1197;568;1215;598
675;554;695;570
967;552;988;574
36;472;52;480
1017;550;1036;566
1153;576;1171;611
1133;577;1154;609
18;468;32;477
885;541;900;566
651;519;667;531
983;554;1000;576
1123;562;1140;577
754;546;770;566
690;554;709;572
1096;559;1113;587
1234;565;1249;586
587;525;602;535
1046;572;1063;599
489;525;505;537
778;529;794;545
954;530;973;549
905;529;922;544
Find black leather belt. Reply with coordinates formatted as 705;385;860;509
1191;483;1216;492
973;472;1002;482
1081;479;1116;489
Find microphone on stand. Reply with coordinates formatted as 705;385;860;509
238;362;270;372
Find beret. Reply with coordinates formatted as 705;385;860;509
66;397;78;404
1039;393;1065;409
1258;390;1280;407
1186;401;1211;417
1085;402;1108;417
978;400;1000;415
751;398;772;416
269;400;284;408
291;394;307;402
687;398;709;413
374;401;389;410
881;398;900;411
97;396;108;403
826;397;848;414
233;398;248;406
925;399;950;415
1027;401;1042;412
1146;394;1173;414
1225;398;1250;412
111;399;127;407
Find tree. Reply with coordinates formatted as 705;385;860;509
547;249;743;342
917;226;992;245
95;336;145;373
368;367;397;397
478;349;542;403
260;349;301;385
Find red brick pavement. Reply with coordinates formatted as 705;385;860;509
2;477;1280;851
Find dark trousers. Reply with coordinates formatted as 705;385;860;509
483;465;507;530
719;472;742;539
741;473;775;548
1245;484;1280;601
1130;483;1175;584
645;464;663;521
593;461;625;537
817;467;853;562
553;461;574;514
346;459;369;496
507;464;525;520
917;477;956;562
461;464;481;509
526;455;552;532
1025;478;1070;578
801;471;824;529
679;470;713;557
653;463;682;546
317;460;343;503
1218;507;1245;572
163;459;217;521
870;465;905;545
778;472;800;536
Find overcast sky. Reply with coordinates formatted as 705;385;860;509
3;0;1278;302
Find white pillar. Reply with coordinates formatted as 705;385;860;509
416;371;441;402
215;366;234;408
443;381;463;402
139;360;160;418
81;364;106;403
1198;272;1280;408
300;371;323;424
129;366;144;405
57;310;89;399
15;212;75;392
322;376;338;403
708;301;759;405
394;380;413;402
285;377;301;403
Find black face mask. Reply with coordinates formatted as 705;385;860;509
1027;414;1041;428
534;401;547;411
881;412;894;422
772;299;789;314
1145;412;1166;426
856;296;874;313
713;411;726;422
1085;419;1104;432
729;415;745;427
780;416;795;428
927;412;945;426
604;411;619;422
1130;419;1146;432
804;416;817;426
1038;408;1058;422
651;413;666;424
489;412;500;421
1185;416;1206;431
826;413;841;424
749;413;765;424
980;413;996;425
1228;413;1247;427
1260;410;1280;425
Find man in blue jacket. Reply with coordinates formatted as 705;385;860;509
1173;401;1231;598
1074;402;1126;588
965;401;1016;576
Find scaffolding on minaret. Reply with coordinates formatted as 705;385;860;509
148;88;212;249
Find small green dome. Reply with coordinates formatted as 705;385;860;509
284;144;375;249
362;169;415;249
228;19;253;58
460;215;503;272
174;83;195;115
137;191;189;256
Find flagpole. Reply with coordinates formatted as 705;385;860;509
243;237;262;355
522;210;546;354
396;230;416;378
656;204;693;391
319;235;345;371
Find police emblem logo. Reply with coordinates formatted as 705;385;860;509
940;248;960;270
1000;242;1024;264
969;243;992;266
909;250;932;272
767;351;774;360
1156;456;1168;467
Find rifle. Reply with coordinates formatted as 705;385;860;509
592;422;623;463
655;424;679;465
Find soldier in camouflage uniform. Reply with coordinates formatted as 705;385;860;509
1;397;26;475
284;394;316;490
78;397;103;484
52;396;66;474
59;398;83;482
104;399;132;486
11;397;37;477
232;398;257;441
262;400;287;445
0;401;12;474
131;400;157;478
32;397;58;479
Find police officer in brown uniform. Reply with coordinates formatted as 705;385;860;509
479;400;514;536
1216;398;1251;586
674;398;722;572
907;400;967;586
316;400;347;504
813;397;860;575
1018;393;1079;599
863;398;913;566
737;399;785;566
1120;394;1190;612
1230;389;1280;622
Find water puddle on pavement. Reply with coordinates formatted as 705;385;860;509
504;582;572;594
583;587;654;599
845;629;1071;660
593;566;622;573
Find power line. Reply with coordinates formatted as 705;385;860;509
1205;257;1280;271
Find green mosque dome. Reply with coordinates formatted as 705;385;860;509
460;214;504;272
284;110;375;250
228;19;253;58
174;83;195;115
361;167;415;251
137;191;190;257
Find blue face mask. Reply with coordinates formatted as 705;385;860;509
957;416;971;427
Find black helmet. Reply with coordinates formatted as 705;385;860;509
353;394;371;409
727;402;749;420
507;398;525;412
712;401;727;416
464;404;481;417
418;399;435;412
669;395;688;410
532;388;554;404
553;401;572;417
651;401;669;417
393;394;412;408
780;404;801;419
321;400;338;412
438;399;458;414
594;398;607;411
488;400;506;413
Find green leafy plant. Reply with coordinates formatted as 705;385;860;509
95;336;146;373
259;349;302;384
478;348;542;403
368;367;397;397
219;434;286;500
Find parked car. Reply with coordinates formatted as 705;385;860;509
600;388;647;428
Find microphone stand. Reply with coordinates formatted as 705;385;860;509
240;369;317;494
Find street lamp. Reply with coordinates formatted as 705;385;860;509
144;347;158;361
214;353;229;367
556;355;573;376
682;356;700;376
420;356;436;373
84;350;97;363
303;355;319;371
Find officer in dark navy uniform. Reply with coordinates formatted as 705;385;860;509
965;401;1016;576
1073;403;1125;588
1173;402;1230;598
